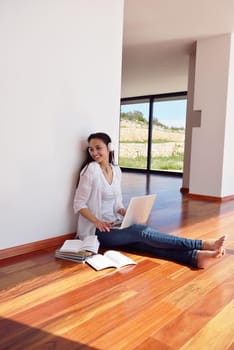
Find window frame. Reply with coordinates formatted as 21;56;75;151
119;91;187;176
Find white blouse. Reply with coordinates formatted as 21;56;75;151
73;161;124;239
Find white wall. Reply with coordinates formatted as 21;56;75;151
190;34;233;197
222;33;234;196
0;0;124;249
182;49;200;190
121;43;189;97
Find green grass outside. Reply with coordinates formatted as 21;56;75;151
120;139;178;144
119;154;184;171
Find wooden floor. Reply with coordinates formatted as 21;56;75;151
0;172;233;350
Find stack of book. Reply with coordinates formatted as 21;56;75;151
55;235;137;271
55;235;100;263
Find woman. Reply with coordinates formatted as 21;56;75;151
73;132;227;269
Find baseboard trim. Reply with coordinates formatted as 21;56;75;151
187;193;234;202
180;187;234;202
0;232;76;260
180;187;189;194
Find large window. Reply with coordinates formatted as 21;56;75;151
119;99;149;170
119;93;187;173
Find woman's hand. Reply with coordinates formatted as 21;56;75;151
94;219;113;232
79;208;113;232
117;208;126;216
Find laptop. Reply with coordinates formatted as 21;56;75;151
112;194;156;229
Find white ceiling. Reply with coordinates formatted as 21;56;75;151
123;0;234;49
122;0;234;96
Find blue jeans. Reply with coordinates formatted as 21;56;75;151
96;224;202;268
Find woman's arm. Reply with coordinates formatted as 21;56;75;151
79;207;113;232
114;165;125;213
73;165;93;214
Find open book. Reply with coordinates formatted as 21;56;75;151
86;250;137;270
55;235;100;263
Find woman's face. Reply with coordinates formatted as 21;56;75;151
88;138;109;164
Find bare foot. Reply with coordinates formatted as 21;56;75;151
202;235;227;252
197;249;225;269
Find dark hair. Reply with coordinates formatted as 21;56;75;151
77;132;115;186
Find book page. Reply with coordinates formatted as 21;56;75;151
86;254;118;270
81;235;100;252
59;236;99;253
59;240;84;253
104;251;136;268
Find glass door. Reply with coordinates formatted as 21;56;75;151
151;98;186;172
119;99;149;170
